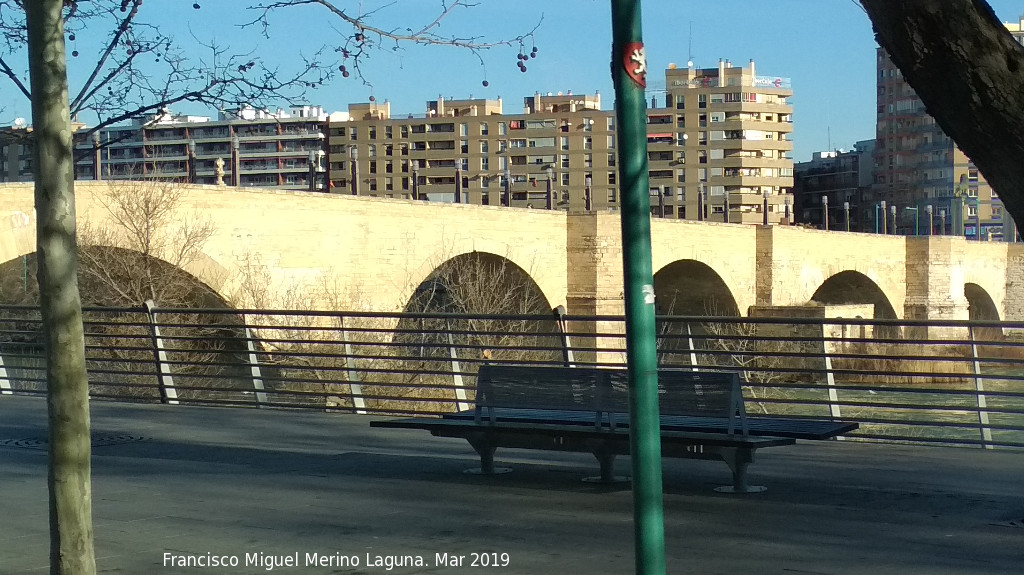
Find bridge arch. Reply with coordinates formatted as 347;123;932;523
965;283;1000;321
653;259;740;317
403;251;552;315
810;270;898;320
0;246;233;308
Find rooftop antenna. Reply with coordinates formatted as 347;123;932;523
826;99;833;152
687;21;694;67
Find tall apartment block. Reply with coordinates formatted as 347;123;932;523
871;15;1024;240
326;60;794;222
73;106;332;191
656;59;794;223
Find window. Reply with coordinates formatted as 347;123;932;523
481;157;489;170
460;123;468;136
561;172;569;186
401;125;409;138
498;122;507;135
480;141;489;154
369;126;377;139
481;123;489;135
698;94;707;109
561;155;569;169
608;172;616;185
385;125;392;139
369;161;377;174
560;136;569;151
584;136;593;150
608;153;616;167
585;154;593;168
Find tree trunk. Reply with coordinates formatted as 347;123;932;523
26;2;97;574
860;0;1024;230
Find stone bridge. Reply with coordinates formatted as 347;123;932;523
1;182;1021;324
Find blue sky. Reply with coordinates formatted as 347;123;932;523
4;1;1024;161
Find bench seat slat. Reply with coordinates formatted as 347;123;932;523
449;408;855;441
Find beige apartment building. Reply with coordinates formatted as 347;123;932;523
871;14;1024;239
326;60;794;223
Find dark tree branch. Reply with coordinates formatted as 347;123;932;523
860;0;1024;227
0;53;30;97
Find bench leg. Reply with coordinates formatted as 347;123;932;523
464;435;512;475
582;442;629;484
713;447;767;493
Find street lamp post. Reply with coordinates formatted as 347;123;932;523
503;161;511;207
940;209;947;235
722;190;729;223
546;166;554;210
697;182;705;222
926;205;933;235
821;195;829;231
412;164;419;201
350;145;359;196
455;166;462;204
584;175;593;211
308;150;317;192
880;201;887;234
231;135;240;187
843;201;850;232
762;190;769;226
92;132;102;181
187;139;197;184
890;204;897;235
905;206;920;236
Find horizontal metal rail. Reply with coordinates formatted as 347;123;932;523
2;304;1024;449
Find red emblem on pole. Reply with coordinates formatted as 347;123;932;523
623;41;647;88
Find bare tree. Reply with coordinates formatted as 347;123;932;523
2;1;326;146
25;3;95;574
859;0;1024;228
246;0;541;85
77;179;217;306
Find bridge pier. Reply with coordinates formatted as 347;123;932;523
566;213;627;365
904;237;969;338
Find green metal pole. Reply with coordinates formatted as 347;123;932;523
610;2;666;575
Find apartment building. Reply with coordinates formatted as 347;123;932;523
0;124;33;183
794;141;874;232
74;106;334;191
326;60;794;223
871;15;1024;239
656;59;794;223
325;92;614;211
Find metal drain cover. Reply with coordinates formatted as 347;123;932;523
0;433;148;450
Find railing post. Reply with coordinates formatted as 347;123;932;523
969;326;993;449
0;352;11;395
339;316;367;414
243;325;267;406
686;323;699;372
553;305;576;367
446;320;471;412
143;300;178;405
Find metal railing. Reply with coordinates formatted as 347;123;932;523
1;304;1023;449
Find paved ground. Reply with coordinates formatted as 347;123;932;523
1;395;1022;574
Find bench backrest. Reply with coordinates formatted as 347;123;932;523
475;365;748;435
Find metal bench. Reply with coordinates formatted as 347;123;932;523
371;365;858;492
